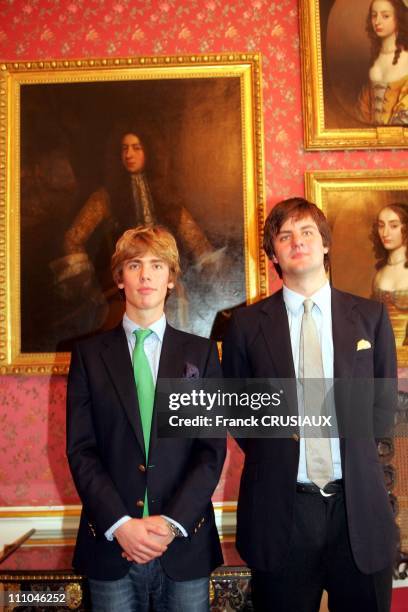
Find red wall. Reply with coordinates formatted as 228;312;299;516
0;0;406;506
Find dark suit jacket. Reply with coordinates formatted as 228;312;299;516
222;288;397;575
67;322;225;580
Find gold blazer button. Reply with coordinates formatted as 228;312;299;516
136;500;144;507
138;464;146;472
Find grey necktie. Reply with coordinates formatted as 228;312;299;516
299;298;333;489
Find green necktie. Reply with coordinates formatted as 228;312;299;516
133;328;155;516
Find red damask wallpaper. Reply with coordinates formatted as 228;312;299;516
0;0;406;507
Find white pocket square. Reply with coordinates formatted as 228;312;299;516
357;339;371;351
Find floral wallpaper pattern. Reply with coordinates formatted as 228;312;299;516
0;0;406;506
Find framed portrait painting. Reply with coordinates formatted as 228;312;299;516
299;0;408;149
306;169;408;561
305;169;408;365
0;54;267;374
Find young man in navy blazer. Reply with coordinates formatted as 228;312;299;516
223;198;397;612
67;225;225;612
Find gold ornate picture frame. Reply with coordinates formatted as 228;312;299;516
299;0;408;150
306;169;408;366
0;53;266;374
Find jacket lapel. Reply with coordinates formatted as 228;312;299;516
331;288;357;380
331;288;359;458
149;324;186;459
260;290;298;415
100;324;146;456
156;324;186;379
260;290;296;379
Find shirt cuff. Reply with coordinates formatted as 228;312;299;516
104;515;132;541
161;515;188;537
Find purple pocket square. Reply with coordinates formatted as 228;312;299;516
183;362;200;379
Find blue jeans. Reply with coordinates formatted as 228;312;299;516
88;559;210;612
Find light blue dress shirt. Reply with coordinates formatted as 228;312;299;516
122;311;166;379
282;282;342;483
105;313;187;540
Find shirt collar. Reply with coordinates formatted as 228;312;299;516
283;281;331;316
122;312;166;343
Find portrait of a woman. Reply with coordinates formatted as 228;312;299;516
371;203;408;346
359;0;408;125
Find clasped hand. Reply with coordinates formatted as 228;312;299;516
115;516;175;564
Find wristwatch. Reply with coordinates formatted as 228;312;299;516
164;519;184;538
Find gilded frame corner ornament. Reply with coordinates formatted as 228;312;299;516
299;0;408;150
0;53;267;374
305;169;408;366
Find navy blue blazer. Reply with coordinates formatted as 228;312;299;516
67;322;225;580
222;288;398;575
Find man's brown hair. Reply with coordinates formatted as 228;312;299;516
263;197;331;278
111;225;181;286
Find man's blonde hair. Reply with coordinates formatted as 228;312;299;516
111;225;181;285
